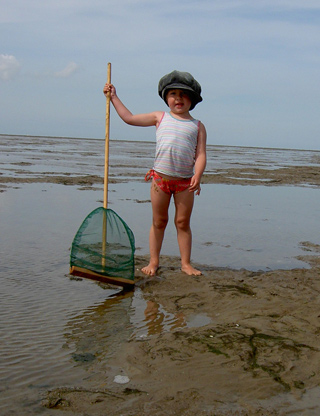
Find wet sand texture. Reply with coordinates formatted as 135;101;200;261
42;245;320;415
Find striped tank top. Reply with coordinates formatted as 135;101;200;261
153;112;200;178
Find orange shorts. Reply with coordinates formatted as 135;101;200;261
145;170;191;195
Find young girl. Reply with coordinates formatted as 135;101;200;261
103;70;207;276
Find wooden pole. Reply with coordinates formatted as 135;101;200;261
104;62;111;209
102;63;111;268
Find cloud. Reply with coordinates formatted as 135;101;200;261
0;54;21;81
54;62;79;78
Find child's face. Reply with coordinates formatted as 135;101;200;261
166;89;192;113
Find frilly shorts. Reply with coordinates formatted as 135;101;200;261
145;169;191;195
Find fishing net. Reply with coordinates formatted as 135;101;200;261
70;207;135;284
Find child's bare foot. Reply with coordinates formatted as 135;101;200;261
141;262;159;276
181;264;202;276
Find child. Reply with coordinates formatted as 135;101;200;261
103;70;207;276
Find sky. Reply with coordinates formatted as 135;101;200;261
1;0;320;150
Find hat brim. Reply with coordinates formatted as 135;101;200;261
161;84;202;110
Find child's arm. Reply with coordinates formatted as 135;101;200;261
189;122;207;195
103;83;162;127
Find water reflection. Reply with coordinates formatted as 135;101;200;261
64;290;134;367
64;284;215;373
130;288;186;339
64;287;188;366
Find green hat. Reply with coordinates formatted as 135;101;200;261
158;70;203;110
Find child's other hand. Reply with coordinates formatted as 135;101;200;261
103;83;116;98
195;186;201;196
189;176;201;195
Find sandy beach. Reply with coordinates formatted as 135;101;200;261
1;135;320;415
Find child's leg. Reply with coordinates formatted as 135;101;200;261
173;189;201;276
141;180;171;276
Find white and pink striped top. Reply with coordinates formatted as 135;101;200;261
153;112;200;178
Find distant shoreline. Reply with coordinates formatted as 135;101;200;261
1;133;319;153
1;135;320;189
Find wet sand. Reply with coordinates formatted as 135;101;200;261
1;159;320;189
1;134;320;191
41;250;320;416
1;135;320;415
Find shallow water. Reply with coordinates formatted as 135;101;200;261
110;181;320;271
1;136;320;414
0;183;214;415
2;181;318;271
1;181;320;413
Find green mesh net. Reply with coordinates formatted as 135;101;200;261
70;207;135;284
